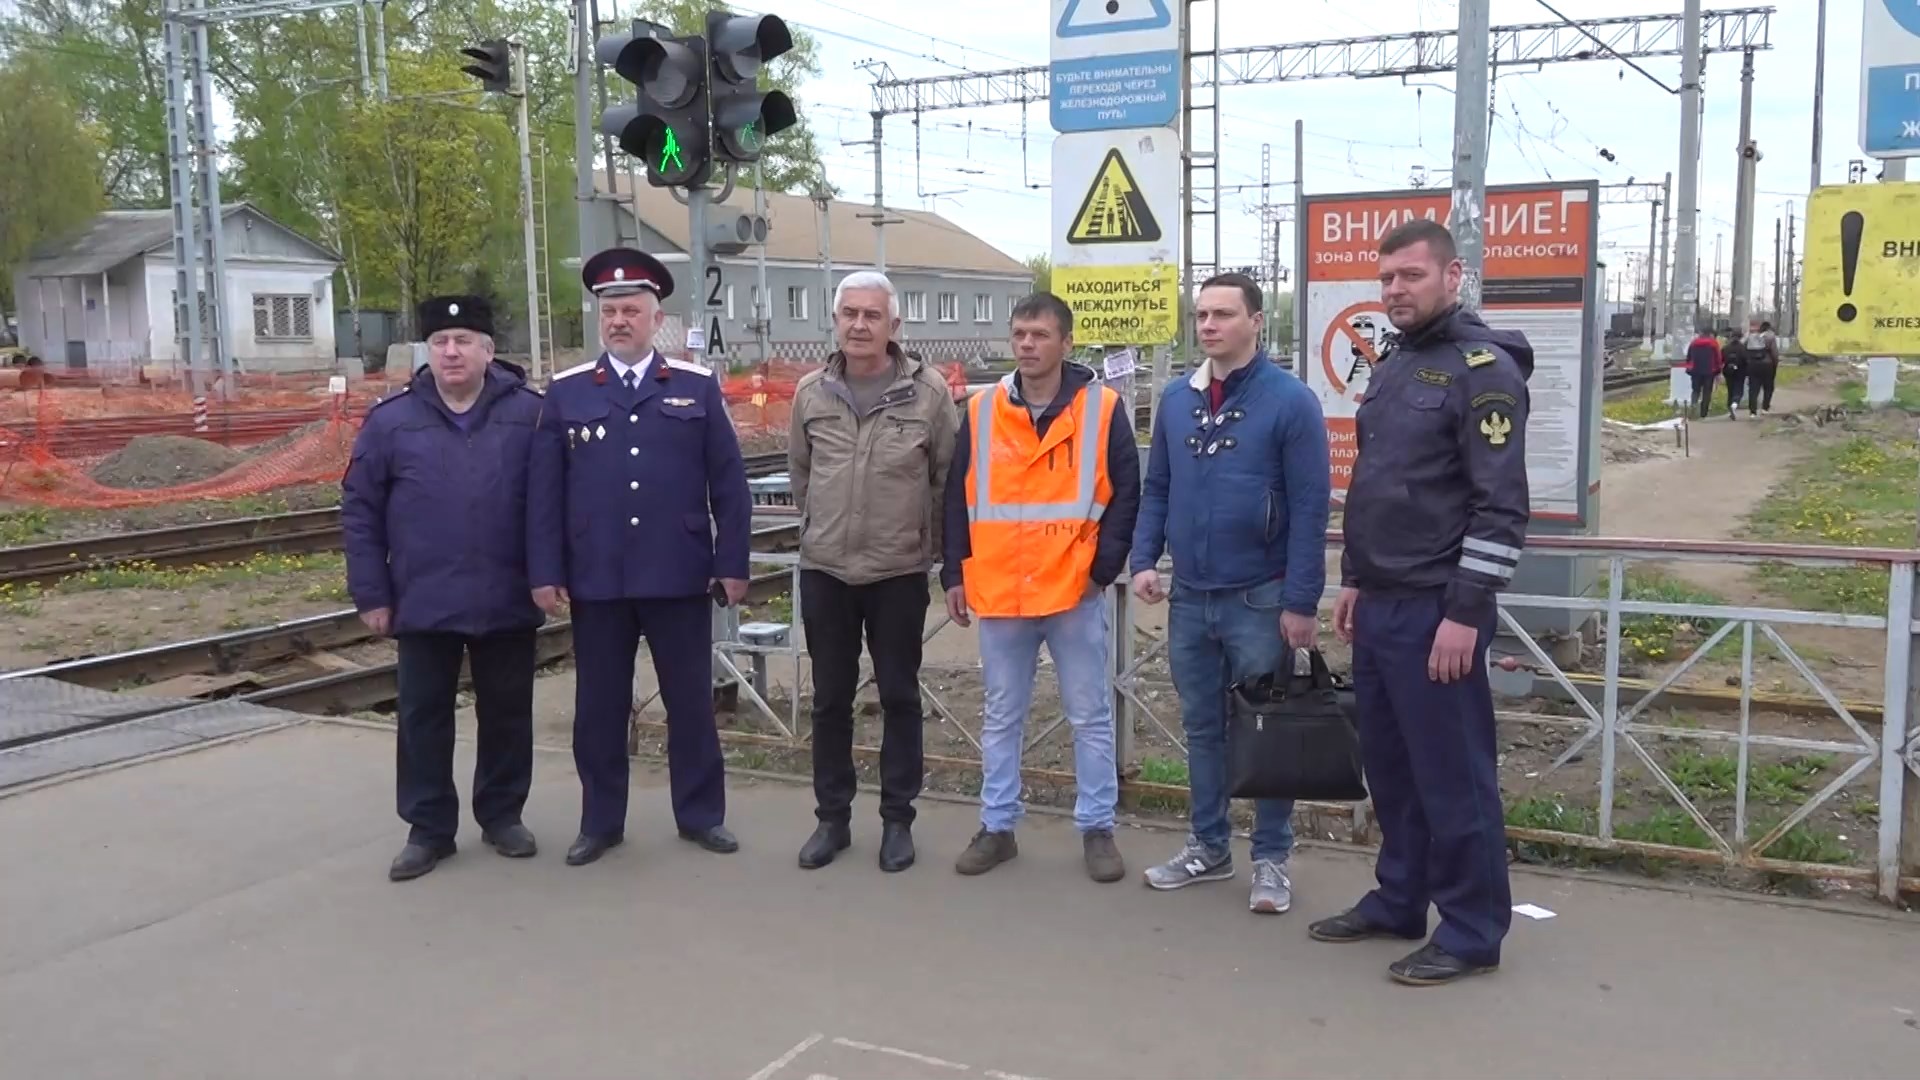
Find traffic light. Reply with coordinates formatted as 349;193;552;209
599;29;711;188
459;39;512;95
705;11;797;164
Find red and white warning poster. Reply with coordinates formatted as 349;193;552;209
1300;182;1599;523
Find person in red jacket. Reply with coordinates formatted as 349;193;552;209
1684;331;1723;420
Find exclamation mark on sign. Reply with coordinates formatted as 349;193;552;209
1838;210;1864;323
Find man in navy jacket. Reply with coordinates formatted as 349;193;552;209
1130;272;1331;915
342;295;547;882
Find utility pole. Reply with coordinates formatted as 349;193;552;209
1667;0;1704;354
1811;0;1828;191
856;113;902;271
1643;198;1659;350
1654;171;1672;354
1785;209;1798;335
1293;118;1305;370
355;1;372;97
1712;232;1724;326
1449;0;1492;312
1772;216;1783;323
511;41;543;380
1730;49;1760;333
813;186;834;349
372;0;389;98
754;161;771;365
573;0;601;355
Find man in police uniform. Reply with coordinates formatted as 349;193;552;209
1311;219;1533;985
527;247;753;867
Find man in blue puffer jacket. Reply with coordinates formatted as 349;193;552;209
342;295;547;882
1130;272;1332;915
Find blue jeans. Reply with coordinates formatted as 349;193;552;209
1167;578;1296;862
976;591;1119;834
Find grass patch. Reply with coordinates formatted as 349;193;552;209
1615;808;1715;849
301;579;352;603
1604;385;1681;425
1137;756;1190;786
0;580;43;617
52;552;346;593
1616;569;1727;662
1755;819;1854;865
0;508;55;547
1748;755;1832;802
1744;436;1919;613
1836;377;1920;412
1666;749;1737;800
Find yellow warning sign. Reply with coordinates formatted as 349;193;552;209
1067;149;1163;245
1801;182;1920;355
1055;263;1178;345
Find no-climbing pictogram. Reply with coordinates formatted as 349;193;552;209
1067;148;1163;245
1320;301;1392;398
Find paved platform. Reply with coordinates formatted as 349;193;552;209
1;721;1916;1079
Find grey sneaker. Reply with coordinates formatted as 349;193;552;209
1083;830;1125;883
955;829;1017;875
1142;835;1233;890
1249;858;1292;914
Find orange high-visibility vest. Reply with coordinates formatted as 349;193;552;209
962;376;1117;618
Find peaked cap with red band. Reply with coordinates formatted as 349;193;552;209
581;247;675;301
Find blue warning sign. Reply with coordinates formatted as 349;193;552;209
1056;0;1173;38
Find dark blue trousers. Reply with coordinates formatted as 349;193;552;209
395;631;535;845
1351;590;1511;966
570;596;726;839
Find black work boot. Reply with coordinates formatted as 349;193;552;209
1308;907;1423;943
388;837;456;882
1389;942;1499;986
878;821;915;873
797;821;852;869
482;821;537;858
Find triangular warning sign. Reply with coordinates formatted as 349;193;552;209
1057;0;1173;37
1067;148;1162;245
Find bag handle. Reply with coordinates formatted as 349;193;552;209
1281;647;1338;695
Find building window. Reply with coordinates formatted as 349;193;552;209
169;289;213;339
252;294;313;341
973;294;993;323
938;292;959;323
725;285;735;321
903;291;928;323
786;285;808;321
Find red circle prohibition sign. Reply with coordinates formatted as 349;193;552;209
1321;301;1389;398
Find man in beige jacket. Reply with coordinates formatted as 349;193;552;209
788;270;958;873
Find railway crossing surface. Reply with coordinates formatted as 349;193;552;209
1;718;1915;1079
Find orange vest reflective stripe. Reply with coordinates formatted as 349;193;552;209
962;377;1116;618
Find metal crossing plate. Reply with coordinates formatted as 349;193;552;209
0;678;196;750
0;685;305;790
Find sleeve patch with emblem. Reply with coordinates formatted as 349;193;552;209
1479;410;1513;447
1463;348;1496;369
1471;391;1518;410
1414;368;1453;387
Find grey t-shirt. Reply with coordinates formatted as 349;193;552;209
845;362;898;417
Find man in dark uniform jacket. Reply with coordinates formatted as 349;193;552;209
1310;219;1533;986
342;295;546;881
527;248;752;867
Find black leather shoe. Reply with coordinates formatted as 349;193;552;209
878;821;915;873
678;824;739;854
388;837;456;882
1388;942;1498;986
481;821;537;858
565;832;623;866
798;822;852;869
1308;907;1423;943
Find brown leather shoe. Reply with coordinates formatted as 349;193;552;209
954;829;1017;875
1083;830;1125;883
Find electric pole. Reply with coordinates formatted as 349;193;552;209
1730;49;1760;334
1449;0;1492;312
1667;0;1704;352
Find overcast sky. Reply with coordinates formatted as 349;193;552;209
742;0;1862;297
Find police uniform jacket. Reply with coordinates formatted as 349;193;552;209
1340;304;1534;626
526;351;752;602
341;361;546;637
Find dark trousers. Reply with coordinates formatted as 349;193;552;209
1747;361;1777;412
1689;372;1717;419
800;569;929;826
395;630;536;845
570;596;725;839
1724;368;1746;412
1350;591;1511;966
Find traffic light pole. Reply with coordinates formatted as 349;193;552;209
574;0;602;355
510;41;543;381
687;183;713;368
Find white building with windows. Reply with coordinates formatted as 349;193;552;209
615;177;1033;366
10;203;341;375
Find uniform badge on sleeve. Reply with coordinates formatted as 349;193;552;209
1479;411;1512;447
1464;348;1496;369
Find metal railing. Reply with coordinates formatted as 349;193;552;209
666;532;1919;902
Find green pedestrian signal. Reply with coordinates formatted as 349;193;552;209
739;121;759;152
707;12;797;165
660;127;686;172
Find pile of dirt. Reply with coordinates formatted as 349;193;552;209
89;435;247;489
245;419;335;457
1603;421;1683;464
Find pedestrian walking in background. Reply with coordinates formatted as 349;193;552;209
1685;330;1722;420
1744;321;1780;415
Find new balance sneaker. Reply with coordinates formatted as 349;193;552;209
1142;835;1233;890
1248;858;1292;914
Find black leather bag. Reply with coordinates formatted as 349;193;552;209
1226;649;1368;802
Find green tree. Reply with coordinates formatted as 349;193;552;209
1024;253;1051;295
0;51;106;312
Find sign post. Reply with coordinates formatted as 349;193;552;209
1861;0;1920;159
1300;182;1603;659
1049;0;1182;414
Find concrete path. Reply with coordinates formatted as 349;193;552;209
2;722;1916;1079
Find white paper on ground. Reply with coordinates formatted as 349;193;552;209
1512;903;1558;920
